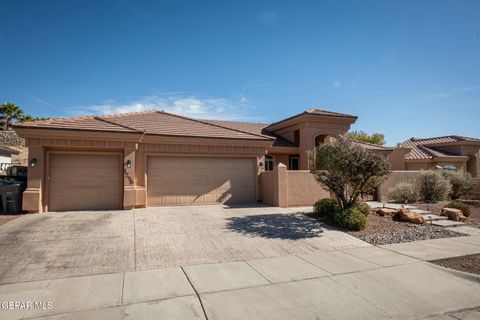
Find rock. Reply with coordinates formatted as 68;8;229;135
394;208;425;224
377;208;397;216
442;208;467;222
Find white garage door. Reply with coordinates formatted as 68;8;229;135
48;153;122;211
147;156;256;206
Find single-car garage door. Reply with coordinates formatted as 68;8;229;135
147;156;256;206
48;153;122;211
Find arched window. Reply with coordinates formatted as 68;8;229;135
265;155;275;171
315;135;328;147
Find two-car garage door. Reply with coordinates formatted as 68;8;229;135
47;153;256;211
147;156;256;206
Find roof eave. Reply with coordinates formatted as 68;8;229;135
264;112;357;131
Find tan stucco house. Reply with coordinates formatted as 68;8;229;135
15;108;364;213
391;136;480;176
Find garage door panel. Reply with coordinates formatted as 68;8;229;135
147;156;255;206
49;154;122;211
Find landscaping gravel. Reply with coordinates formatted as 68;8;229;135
355;224;466;246
344;212;468;246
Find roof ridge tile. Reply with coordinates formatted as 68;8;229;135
156;110;274;140
94;116;141;132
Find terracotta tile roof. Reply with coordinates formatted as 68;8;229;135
198;119;269;137
265;108;357;130
202;119;298;147
352;140;393;151
305;108;358;118
15;110;274;141
14;116;139;133
15;108;357;147
399;136;476;160
408;135;480;146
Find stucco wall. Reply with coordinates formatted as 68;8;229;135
261;165;330;207
286;171;330;206
259;171;275;205
377;170;420;202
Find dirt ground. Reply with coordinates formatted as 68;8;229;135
430;254;480;275
414;200;480;228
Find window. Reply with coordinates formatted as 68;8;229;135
264;155;275;171
289;155;300;170
442;164;457;172
293;130;300;145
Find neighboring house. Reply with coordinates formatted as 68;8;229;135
376;135;480;200
15;109;360;213
391;136;480;176
0;146;20;172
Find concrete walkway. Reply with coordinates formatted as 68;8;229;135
1;236;480;320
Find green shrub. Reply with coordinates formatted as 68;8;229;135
333;207;367;231
313;199;339;218
388;182;418;204
446;172;477;200
355;201;371;216
445;200;471;217
416;170;450;203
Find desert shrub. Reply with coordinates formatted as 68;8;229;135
415;170;450;203
388;182;418;204
309;139;390;209
355;201;371;216
333;207;367;231
445;200;471;217
446;172;477;200
313;199;339;218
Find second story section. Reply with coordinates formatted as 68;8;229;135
261;109;358;170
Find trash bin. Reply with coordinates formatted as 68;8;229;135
0;180;27;214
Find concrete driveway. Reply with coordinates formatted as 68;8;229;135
2;206;480;319
0;205;368;284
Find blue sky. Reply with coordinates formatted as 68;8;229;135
1;0;479;145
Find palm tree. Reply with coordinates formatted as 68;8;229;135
0;102;24;130
18;114;49;122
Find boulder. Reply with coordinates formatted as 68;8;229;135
442;208;467;222
377;208;397;217
394;208;425;224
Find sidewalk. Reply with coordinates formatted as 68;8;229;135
1;236;479;320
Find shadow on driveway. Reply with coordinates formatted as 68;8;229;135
225;213;325;240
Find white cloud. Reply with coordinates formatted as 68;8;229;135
69;94;260;121
333;80;341;89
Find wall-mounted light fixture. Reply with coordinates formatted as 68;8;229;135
30;158;37;167
126;160;132;168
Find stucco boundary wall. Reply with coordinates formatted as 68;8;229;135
260;163;331;207
377;170;421;202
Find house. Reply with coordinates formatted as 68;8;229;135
391;136;480;176
376;135;480;200
0;146;20;172
14;109;359;213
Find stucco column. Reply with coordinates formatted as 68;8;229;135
299;128;318;170
23;143;44;213
274;163;288;207
123;143;144;209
